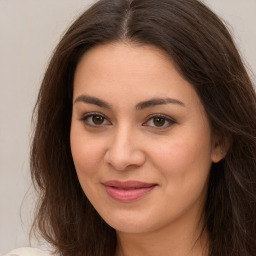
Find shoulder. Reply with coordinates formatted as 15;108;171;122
3;247;53;256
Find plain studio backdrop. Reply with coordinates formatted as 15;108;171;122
0;0;255;254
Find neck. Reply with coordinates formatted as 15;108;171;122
115;211;209;256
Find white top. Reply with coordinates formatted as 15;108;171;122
3;248;52;256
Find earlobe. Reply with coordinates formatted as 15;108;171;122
211;137;230;163
211;144;223;163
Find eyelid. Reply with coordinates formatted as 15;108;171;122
142;113;176;128
80;112;111;127
79;112;176;129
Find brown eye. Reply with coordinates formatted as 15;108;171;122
153;117;166;127
81;113;111;127
142;114;176;129
92;115;105;125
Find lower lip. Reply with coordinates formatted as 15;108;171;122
104;185;156;202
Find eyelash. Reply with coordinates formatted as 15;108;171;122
142;114;176;129
80;112;111;128
80;112;176;129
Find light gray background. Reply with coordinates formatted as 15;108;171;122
0;0;255;254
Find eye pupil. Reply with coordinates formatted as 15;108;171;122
153;117;165;127
92;115;104;125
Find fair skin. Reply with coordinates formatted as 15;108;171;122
70;42;223;256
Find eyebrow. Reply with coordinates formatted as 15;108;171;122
136;97;185;110
74;95;185;110
74;95;112;109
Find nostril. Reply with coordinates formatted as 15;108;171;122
104;146;146;171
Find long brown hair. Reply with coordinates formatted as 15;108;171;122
31;0;256;255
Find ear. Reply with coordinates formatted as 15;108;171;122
211;135;230;163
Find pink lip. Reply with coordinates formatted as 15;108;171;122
103;180;157;202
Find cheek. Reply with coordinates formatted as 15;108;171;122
149;137;212;220
150;128;212;187
70;130;105;177
70;133;107;203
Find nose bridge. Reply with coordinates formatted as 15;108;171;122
105;123;145;170
114;123;133;149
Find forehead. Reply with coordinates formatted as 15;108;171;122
73;42;200;108
75;42;173;77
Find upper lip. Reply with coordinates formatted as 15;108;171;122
103;180;157;189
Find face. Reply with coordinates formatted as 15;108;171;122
70;42;222;235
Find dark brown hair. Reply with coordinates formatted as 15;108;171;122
31;0;256;255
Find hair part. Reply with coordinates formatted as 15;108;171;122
31;0;256;255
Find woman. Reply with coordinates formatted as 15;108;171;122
6;0;256;255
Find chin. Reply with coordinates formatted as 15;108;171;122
109;221;153;234
101;210;162;234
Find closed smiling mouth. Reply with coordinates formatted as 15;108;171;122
102;180;157;202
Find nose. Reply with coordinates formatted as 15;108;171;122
104;126;146;171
